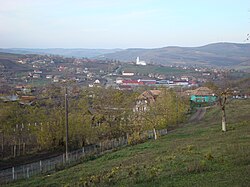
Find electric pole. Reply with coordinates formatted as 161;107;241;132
65;87;69;161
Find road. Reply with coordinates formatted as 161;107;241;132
189;107;206;122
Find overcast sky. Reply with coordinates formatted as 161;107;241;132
0;0;249;48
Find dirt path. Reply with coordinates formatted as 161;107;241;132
189;107;206;122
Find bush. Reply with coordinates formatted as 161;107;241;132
128;132;147;145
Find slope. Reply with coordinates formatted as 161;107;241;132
8;99;250;187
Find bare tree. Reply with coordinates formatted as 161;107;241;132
219;88;231;132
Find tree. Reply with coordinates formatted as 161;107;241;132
218;88;231;132
139;89;187;140
90;87;136;140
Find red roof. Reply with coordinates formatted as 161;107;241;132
122;80;144;85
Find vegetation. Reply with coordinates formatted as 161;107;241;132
0;87;185;160
7;99;250;187
140;89;187;139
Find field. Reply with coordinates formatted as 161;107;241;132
7;99;250;186
121;64;194;76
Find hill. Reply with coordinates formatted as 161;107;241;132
1;43;250;68
0;52;29;71
9;99;250;187
98;42;250;67
0;48;122;58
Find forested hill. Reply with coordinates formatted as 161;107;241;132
98;42;250;67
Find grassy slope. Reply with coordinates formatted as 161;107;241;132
10;100;250;187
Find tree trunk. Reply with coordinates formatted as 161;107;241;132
13;145;16;158
153;128;157;140
222;107;226;132
23;143;26;155
18;138;21;156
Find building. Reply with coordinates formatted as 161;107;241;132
33;74;41;79
136;57;146;66
189;87;217;103
121;80;143;86
34;70;42;74
46;75;53;79
134;90;161;112
122;71;135;76
138;79;156;85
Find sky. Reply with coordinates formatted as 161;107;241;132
0;0;249;48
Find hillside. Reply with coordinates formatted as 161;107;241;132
9;99;250;187
0;48;122;58
98;42;250;67
1;43;250;68
0;52;29;71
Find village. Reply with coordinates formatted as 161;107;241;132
0;51;250;186
1;54;249;106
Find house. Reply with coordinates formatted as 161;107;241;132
134;90;161;112
33;74;41;79
116;77;123;84
34;70;42;74
189;87;217;103
122;71;135;76
202;72;211;76
46;75;53;79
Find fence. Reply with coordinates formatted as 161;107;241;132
0;128;167;184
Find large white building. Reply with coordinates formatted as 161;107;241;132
136;57;146;66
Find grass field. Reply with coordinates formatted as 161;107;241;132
8;99;250;187
121;64;194;75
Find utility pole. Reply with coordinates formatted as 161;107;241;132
65;87;69;161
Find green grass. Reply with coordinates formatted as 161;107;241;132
8;99;250;187
122;64;193;75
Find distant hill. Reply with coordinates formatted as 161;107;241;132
1;43;250;68
0;52;23;60
98;43;250;67
0;48;122;58
0;52;30;71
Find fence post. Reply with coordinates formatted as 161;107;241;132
126;133;129;145
40;160;42;173
12;167;15;180
82;147;85;155
27;167;29;178
99;142;102;153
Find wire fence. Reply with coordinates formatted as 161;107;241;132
0;128;168;184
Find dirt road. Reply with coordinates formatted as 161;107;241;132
189;107;206;122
